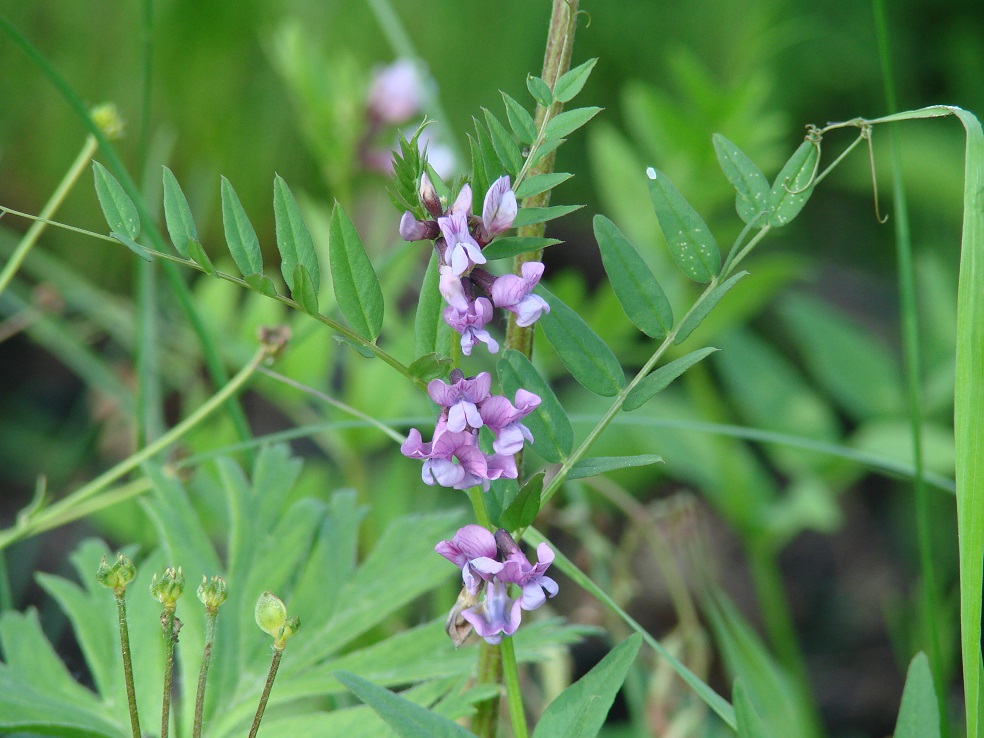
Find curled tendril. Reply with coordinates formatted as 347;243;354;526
863;125;890;224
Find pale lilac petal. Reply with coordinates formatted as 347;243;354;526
482;176;517;236
462;577;522;645
434;524;498;566
511;294;550;327
401;428;432;459
450;184;473;215
438;266;469;311
485;452;517;480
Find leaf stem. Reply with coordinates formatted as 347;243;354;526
114;588;142;738
193;608;219;738
248;647;284;738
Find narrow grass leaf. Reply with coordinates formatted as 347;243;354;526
544;106;602;140
482;236;562;260
594;214;673;338
675;272;748;344
769;140;818;227
329;202;384;342
514;172;573;200
553;58;598;103
497;350;572;462
567;455;663;480
162;166;197;257
110;231;152;262
187;239;216;276
92;161;140;239
527;75;554;107
713;134;771;226
733;679;771;738
501;91;536;144
414;252;452;358
624;348;719;411
533;634;642;738
291;264;320;315
274;174;321;293
499;471;543;530
483;108;523;176
647;167;720;282
512;203;583;228
220;175;262;276
538;286;625;396
893;653;941;738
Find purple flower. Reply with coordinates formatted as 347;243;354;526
427;371;492;432
438;264;469;312
498;540;559;612
449;184;473;216
435;525;504;594
482;176;517;237
479;389;540;455
461;576;522;645
367;59;423;124
438;211;485;276
443;298;499;356
422;431;490;490
399;211;438;241
490;262;550;327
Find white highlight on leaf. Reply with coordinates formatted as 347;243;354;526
646;167;657;179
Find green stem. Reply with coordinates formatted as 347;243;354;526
0;135;98;298
161;608;176;738
500;636;529;738
193;609;219;738
467;487;493;531
248;647;284;738
471;642;503;738
0;346;269;551
114;589;141;738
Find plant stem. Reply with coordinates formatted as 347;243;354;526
500;636;529;738
160;609;177;738
193;608;219;738
471;642;503;738
114;589;142;738
0;134;98;298
248;647;284;738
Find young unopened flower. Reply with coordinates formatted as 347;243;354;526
150;566;185;610
491;261;550;327
367;59;423;125
443;298;498;356
197;575;228;611
481;175;517;239
255;591;287;639
96;553;136;591
399;211;439;241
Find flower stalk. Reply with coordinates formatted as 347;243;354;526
194;576;228;738
97;554;141;738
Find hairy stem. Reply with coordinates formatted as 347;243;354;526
114;590;141;738
160;609;177;738
248;648;284;738
193;609;219;738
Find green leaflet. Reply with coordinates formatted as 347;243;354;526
274;174;321;293
538;286;625;397
567;455;663;480
498;471;543;530
512;203;583;228
594;214;673;338
544;106;602;140
414;251;452;358
647;167;720;283
407;353;453;383
481;236;562;260
514;172;573;200
497;350;573;463
675;272;748;344
187;239;216;276
527;74;553;107
162;166;198;257
769;140;819;227
92;161;140;239
713;134;771;227
291;264;320;315
220;175;263;277
892;653;941;738
552;58;598;104
500;91;536;145
328;202;384;342
483;108;523;176
110;231;152;262
624;348;719;411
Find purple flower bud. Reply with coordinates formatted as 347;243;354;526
367;59;423;125
399;211;438;241
482;176;517;237
438;211;485;276
419;171;443;218
427;371;492;432
449;184;473;216
443;298;499;356
490;261;550;327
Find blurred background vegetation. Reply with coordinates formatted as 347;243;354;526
0;1;981;735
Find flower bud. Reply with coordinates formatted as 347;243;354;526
255;591;287;639
399;211;438;242
197;575;228;610
96;553;136;591
419;172;443;218
150;566;185;610
277;615;301;647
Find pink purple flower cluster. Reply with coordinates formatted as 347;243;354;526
436;525;558;646
401;369;540;491
400;173;550;355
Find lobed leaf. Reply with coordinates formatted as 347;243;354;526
501;91;537;145
162;165;198;257
567;455;663;480
594;214;673;338
220;175;263;277
624;347;719;411
92;161;140;239
497;350;573;462
329;202;384;342
552;58;599;103
647;167;720;282
538;286;625;397
713;134;771;226
274;174;321;293
768;140;819;227
544;106;602;140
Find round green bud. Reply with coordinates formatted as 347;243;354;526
197;575;228;610
254;591;287;639
96;553;136;591
150;566;185;609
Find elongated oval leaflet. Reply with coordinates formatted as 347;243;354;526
769;140;819;227
291;264;320;316
220;176;263;277
244;273;278;297
511;203;583;228
329;202;384;342
500;91;537;145
110;231;152;262
497;350;573;463
273;174;321;293
186;239;216;276
538;286;625;397
674;271;748;344
712;134;771;226
414;251;453;358
527;74;554;107
647;167;720;283
543;106;602;140
567;454;663;480
483;108;523;176
92;161;140;239
552;57;599;103
623;347;719;411
161;166;197;257
514;172;573;200
481;236;562;261
498;471;544;530
594;215;673;338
